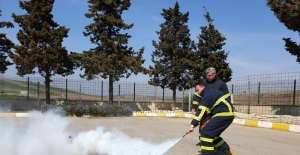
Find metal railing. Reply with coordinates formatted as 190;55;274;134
0;72;300;115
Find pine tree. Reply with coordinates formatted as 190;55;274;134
191;8;232;84
8;0;75;104
75;0;147;104
149;1;195;110
0;10;14;73
267;0;300;63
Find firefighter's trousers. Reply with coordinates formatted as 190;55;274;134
200;116;234;155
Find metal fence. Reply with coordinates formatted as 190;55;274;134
227;72;300;106
0;72;300;115
0;75;189;103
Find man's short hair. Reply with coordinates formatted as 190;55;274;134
205;67;216;74
195;81;207;87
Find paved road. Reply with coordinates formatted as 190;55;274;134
66;117;300;155
1;116;300;155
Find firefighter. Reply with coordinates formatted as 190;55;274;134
191;67;231;153
187;81;234;155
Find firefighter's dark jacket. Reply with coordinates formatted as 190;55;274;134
191;87;234;127
191;92;201;110
206;76;229;94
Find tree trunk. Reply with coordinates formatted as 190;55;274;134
172;89;176;111
109;75;113;104
45;75;51;104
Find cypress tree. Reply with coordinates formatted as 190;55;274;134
267;0;300;63
0;10;14;73
191;8;232;83
149;1;195;110
75;0;147;104
9;0;75;104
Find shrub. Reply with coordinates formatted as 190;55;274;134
74;105;89;117
120;105;133;116
41;103;133;117
97;104;112;116
89;105;99;117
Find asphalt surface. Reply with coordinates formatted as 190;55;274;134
65;117;300;155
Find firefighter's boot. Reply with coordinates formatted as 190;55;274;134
223;148;234;155
198;147;202;153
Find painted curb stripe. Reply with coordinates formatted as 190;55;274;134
258;121;272;129
245;120;258;127
146;113;156;117
16;113;29;117
289;124;300;133
156;113;166;117
233;119;245;125
175;113;185;118
134;113;147;117
166;113;176;117
272;123;290;131
0;113;16;117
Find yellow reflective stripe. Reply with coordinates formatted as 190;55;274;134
214;139;225;148
201;146;214;151
200;137;213;142
212;112;234;118
194;92;201;98
198;105;210;112
194;106;208;121
223;100;233;112
210;93;230;111
193;101;199;106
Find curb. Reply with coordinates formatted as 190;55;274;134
132;112;300;134
0;112;32;117
233;118;300;133
1;112;300;134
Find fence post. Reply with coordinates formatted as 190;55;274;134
188;88;191;111
231;84;234;105
119;84;120;106
155;86;157;104
163;87;164;103
182;90;184;111
79;84;82;103
134;82;136;102
258;82;260;105
293;79;296;105
101;81;103;102
248;80;250;114
66;79;68;100
27;77;29;99
37;82;40;108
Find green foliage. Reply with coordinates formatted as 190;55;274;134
73;0;148;104
149;1;195;100
267;0;300;63
0;10;14;73
89;105;99;117
191;7;232;84
8;0;75;104
41;104;133;117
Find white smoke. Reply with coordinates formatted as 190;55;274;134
0;110;180;155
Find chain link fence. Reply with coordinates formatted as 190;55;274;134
0;75;189;103
0;72;300;116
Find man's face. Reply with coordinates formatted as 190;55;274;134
206;71;216;81
195;85;204;94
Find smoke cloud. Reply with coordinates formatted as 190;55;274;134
0;110;179;155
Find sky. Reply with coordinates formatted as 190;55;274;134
0;0;299;82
